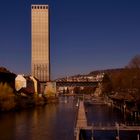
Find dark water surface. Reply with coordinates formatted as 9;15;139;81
85;104;140;140
0;97;76;140
0;97;140;140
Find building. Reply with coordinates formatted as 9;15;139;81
30;76;41;95
15;75;26;91
31;5;50;82
15;75;41;95
44;82;56;97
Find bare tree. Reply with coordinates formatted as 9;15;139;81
128;54;140;69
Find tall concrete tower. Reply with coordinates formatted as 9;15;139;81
31;5;50;82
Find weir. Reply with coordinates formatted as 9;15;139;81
74;100;87;140
74;100;140;140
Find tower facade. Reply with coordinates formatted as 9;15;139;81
31;5;50;82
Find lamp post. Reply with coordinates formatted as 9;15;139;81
115;122;120;140
137;134;139;140
123;101;126;122
91;123;94;140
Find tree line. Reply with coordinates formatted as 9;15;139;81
101;54;140;109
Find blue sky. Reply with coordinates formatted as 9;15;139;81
0;0;140;79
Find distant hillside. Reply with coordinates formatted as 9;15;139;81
88;68;125;76
55;68;126;81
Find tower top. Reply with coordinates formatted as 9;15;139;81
31;5;49;9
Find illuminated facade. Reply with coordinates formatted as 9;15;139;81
31;5;50;82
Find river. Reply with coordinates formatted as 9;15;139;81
85;103;140;140
0;96;139;140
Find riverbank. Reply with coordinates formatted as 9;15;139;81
0;94;59;112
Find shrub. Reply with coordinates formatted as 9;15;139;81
0;83;16;111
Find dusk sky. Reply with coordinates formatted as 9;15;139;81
0;0;140;79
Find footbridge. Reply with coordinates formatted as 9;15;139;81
74;100;140;140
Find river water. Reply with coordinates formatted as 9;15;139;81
0;97;139;140
85;103;140;140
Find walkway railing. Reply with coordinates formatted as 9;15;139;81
74;100;140;140
81;123;140;131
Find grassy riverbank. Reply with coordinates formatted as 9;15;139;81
0;83;58;112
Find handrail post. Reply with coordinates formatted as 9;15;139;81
137;134;139;140
91;123;94;140
115;122;120;140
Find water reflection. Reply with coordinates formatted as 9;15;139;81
0;97;139;140
85;104;140;140
0;97;76;140
86;104;124;124
0;112;16;140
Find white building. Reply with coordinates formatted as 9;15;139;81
15;75;26;91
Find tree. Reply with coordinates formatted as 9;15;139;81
0;67;10;73
128;54;140;69
127;55;140;89
73;87;80;94
0;83;16;111
102;74;112;95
